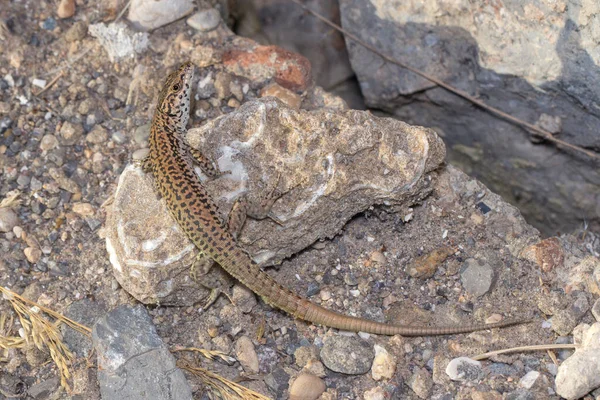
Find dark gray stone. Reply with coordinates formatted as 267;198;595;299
63;298;107;357
92;305;193;400
27;377;59;399
460;258;494;297
320;335;374;375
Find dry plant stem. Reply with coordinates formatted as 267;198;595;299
177;360;270;400
289;0;600;162
34;71;64;96
472;344;577;361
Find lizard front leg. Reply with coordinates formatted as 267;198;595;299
183;141;230;179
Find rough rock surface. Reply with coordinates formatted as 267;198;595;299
107;98;445;304
339;0;600;235
555;322;600;399
92;305;192;400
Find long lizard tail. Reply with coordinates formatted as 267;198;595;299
214;248;529;336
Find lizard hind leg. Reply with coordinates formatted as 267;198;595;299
190;252;224;311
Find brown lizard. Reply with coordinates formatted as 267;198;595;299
142;61;527;336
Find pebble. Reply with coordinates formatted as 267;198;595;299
294;346;319;368
65;21;87;42
551;293;590;336
42;17;57;31
592;298;600;321
445;357;483;381
86;125;108;144
320;336;374;375
519;370;540;389
407;246;454;279
27;377;59;399
0;208;19;232
60;121;84;145
40;134;59;151
288;373;326;400
407;367;433;399
186;8;221;32
371;344;395;381
133;123;151;144
556;322;600;399
264;366;289;398
231;285;256;313
234;335;259;373
132;148;149;160
460;258;494;297
72;202;95;217
24;247;42;264
260;83;301;109
363;386;386;400
128;0;194;31
57;0;76;19
369;250;387;265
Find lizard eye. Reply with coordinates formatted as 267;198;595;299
172;84;180;91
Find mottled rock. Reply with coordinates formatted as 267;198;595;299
551;293;590;335
556;322;600;399
86;125;108;144
106;165;229;305
24;247;41;264
27;378;59;399
89;22;149;62
231;285;256;313
371;344;395;381
59;121;83;145
407;246;454;279
234;336;259;373
63;298;106;358
264;366;289;398
260;83;301;109
294;346;320;368
65;21;87;42
288;373;326;400
186;8;221;32
128;0;194;31
40;134;59;151
92;305;192;400
72;202;95;217
108;98;444;303
520;237;565;272
320;336;374;375
363;386;386;400
460;258;494;297
519;371;540;389
445;357;483;381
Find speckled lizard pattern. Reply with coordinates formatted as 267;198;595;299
144;61;526;336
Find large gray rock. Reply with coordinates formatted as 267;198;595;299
127;0;194;31
106;98;445;305
339;0;600;236
92;305;193;400
555;322;600;399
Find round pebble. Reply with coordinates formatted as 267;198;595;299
0;207;19;232
40;134;59;151
186;8;221;32
289;373;325;400
57;0;75;18
234;336;259;374
24;247;42;264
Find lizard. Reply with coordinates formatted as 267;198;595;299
141;61;528;336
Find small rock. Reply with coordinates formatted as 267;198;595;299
289;373;326;400
260;83;301;109
27;377;59;399
42;17;56;31
231;285;256;313
57;0;75;18
128;0;194;31
40;134;59;151
519;237;564;272
407;367;433;399
234;336;259;374
407;246;454;279
320;336;374;375
132;148;149;160
0;208;19;232
363;386;386;400
371;344;395;381
186;8;221;32
65;21;87;42
485;313;503;324
519;370;540;389
264;366;289;398
294;346;320;368
89;22;149;62
551;293;590;336
470;390;502;400
304;360;326;378
592;298;600;321
133;123;151;144
72;202;95;217
369;250;387;265
60;121;84;145
24;247;42;264
86;125;108;144
445;357;483;381
460;258;494;297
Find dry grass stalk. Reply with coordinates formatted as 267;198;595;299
0;190;21;208
0;313;26;361
177;359;271;400
171;346;236;363
0;286;92;391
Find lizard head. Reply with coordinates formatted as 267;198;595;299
156;61;194;129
